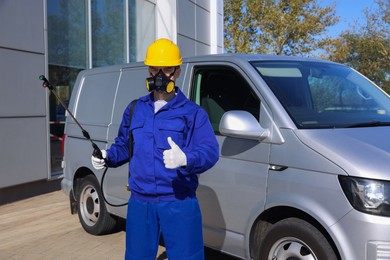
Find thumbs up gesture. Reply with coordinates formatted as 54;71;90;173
163;137;187;169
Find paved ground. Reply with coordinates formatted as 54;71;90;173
0;190;238;260
0;191;128;260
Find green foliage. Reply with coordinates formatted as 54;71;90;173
224;0;257;53
224;0;339;56
327;0;390;93
224;0;390;94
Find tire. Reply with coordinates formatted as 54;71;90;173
256;218;338;260
77;175;118;235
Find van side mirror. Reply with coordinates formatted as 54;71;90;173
219;111;270;141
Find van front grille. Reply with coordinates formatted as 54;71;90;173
367;241;390;260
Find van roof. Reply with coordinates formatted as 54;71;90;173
184;53;332;63
78;53;336;75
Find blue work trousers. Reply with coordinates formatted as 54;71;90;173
125;197;204;260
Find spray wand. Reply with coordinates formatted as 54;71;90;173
39;75;103;159
40;75;128;207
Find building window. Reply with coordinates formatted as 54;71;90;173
91;0;127;67
47;0;154;173
48;0;88;69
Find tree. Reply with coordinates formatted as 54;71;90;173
327;0;390;93
224;0;257;53
224;0;339;56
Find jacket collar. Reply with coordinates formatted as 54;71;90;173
139;87;187;109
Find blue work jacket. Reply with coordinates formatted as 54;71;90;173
106;88;219;201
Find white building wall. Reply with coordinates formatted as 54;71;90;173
136;0;158;62
155;0;177;42
155;0;223;58
210;0;224;54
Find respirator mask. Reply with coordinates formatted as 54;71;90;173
146;68;177;93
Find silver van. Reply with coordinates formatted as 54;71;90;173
62;54;390;260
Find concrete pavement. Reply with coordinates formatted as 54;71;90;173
0;190;237;260
0;191;163;260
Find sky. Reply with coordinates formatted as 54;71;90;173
322;0;377;37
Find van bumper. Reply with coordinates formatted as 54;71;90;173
61;177;78;214
61;177;73;196
330;209;390;260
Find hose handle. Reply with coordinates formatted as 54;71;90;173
92;143;103;159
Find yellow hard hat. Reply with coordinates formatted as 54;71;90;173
144;38;182;67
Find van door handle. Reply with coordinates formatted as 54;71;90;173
269;164;288;171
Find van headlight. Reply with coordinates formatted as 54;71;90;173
339;176;390;217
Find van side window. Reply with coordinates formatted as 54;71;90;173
191;67;260;134
77;72;120;125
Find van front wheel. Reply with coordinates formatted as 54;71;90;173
77;175;117;235
257;218;338;260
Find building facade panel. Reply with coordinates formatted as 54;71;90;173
195;4;211;45
0;117;48;188
195;41;212;56
195;0;210;10
0;0;48;190
177;0;196;41
177;35;196;58
0;0;44;53
0;0;223;190
0;49;46;117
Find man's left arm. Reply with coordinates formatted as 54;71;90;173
180;109;219;175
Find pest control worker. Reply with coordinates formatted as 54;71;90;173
91;38;219;260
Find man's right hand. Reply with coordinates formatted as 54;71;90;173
91;150;107;170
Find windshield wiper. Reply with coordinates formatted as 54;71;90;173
346;121;390;128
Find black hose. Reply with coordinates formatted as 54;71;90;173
100;166;128;207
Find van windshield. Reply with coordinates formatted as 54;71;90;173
252;61;390;129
